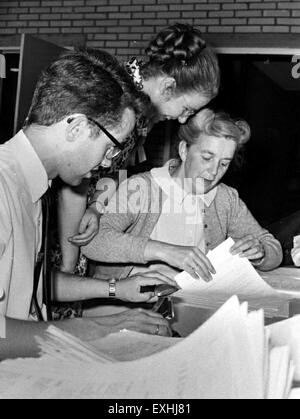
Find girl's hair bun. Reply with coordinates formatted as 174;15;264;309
142;23;220;98
146;23;206;64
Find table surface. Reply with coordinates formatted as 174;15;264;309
260;267;300;299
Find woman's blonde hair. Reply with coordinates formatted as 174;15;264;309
178;108;251;148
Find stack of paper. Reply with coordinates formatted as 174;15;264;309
0;296;296;399
174;238;290;318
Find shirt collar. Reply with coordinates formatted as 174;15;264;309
8;130;49;203
151;160;217;207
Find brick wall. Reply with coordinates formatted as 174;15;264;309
0;0;298;58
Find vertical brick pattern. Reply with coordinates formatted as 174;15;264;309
0;0;296;59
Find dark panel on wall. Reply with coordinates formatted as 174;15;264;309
14;34;66;133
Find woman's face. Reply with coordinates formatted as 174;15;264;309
181;134;237;195
155;90;211;124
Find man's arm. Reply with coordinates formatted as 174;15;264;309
0;309;172;360
53;270;177;304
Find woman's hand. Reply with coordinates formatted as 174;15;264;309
68;207;100;247
91;309;172;337
230;235;265;263
155;244;216;282
117;271;178;304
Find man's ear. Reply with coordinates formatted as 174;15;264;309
115;108;136;138
159;77;177;100
178;140;188;162
65;116;88;142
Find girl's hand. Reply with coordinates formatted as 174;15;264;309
68;207;100;246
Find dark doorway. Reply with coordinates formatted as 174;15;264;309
0;53;19;144
212;54;300;227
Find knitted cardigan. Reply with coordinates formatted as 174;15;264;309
82;171;283;279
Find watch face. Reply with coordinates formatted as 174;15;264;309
109;279;116;298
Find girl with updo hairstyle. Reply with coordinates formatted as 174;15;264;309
128;23;220;125
59;24;220;282
83;108;283;285
143;23;219;100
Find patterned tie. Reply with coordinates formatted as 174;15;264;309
32;188;53;321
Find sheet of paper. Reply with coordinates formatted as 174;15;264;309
36;326;115;364
266;346;292;400
174;238;289;317
268;314;300;381
0;297;264;399
89;330;180;362
244;309;265;396
289;388;300;399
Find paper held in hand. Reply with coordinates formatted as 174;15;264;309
174;237;290;318
0;296;298;399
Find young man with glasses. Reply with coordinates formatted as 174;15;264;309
0;49;175;360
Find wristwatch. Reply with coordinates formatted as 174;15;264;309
109;278;117;298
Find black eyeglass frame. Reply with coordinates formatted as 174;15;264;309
67;116;125;152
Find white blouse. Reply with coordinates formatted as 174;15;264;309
150;162;217;251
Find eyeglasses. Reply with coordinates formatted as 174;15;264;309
67;116;125;160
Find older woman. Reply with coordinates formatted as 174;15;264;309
82;109;283;282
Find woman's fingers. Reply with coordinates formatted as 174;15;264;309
230;236;251;253
242;247;265;260
136;308;168;320
230;235;257;255
185;261;212;282
183;250;215;281
230;236;265;262
135;272;178;288
193;248;216;274
115;309;172;337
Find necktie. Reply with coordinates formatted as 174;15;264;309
32;188;53;321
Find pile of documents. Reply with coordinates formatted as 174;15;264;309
174;238;290;318
0;296;299;399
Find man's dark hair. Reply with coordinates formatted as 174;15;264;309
27;48;150;128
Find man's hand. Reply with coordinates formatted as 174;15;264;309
230;235;265;263
91;308;172;337
117;271;178;303
160;244;216;282
68;207;100;246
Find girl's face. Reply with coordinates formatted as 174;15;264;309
180;134;237;195
154;89;211;124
